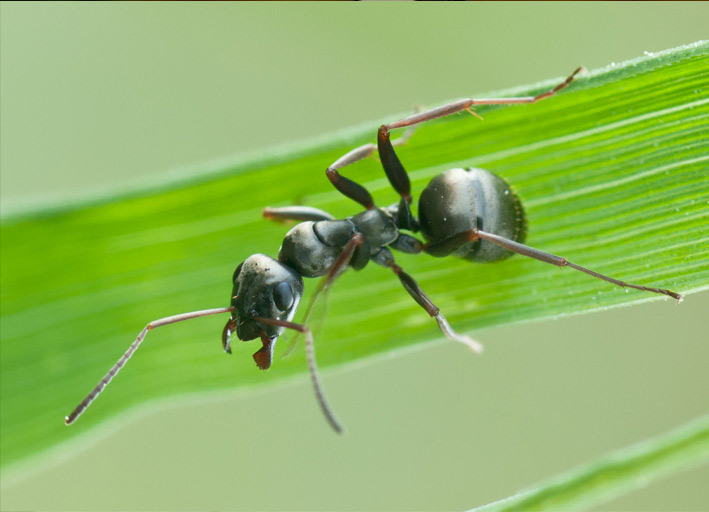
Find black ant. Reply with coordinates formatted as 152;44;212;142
65;67;682;433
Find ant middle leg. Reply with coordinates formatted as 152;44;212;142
326;144;378;209
326;116;420;209
374;247;483;353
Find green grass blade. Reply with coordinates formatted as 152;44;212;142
1;42;707;471
472;415;709;511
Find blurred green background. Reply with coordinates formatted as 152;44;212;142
1;2;708;511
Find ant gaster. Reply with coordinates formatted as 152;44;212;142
66;67;683;433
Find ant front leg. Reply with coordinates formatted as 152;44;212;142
270;234;365;433
283;231;366;361
253;315;343;434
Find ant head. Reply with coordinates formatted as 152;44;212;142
223;254;304;369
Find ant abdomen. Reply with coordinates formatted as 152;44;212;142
419;168;526;262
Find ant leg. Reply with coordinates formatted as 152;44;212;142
376;66;586;203
252;236;364;433
474;230;683;301
391;121;419;148
252;315;343;434
325;114;420;209
377;127;413;204
384;66;586;132
326;144;378;209
65;306;235;425
427;229;683;302
389;233;424;254
467;66;586;106
326;233;364;283
263;206;335;223
304;232;364;317
382;253;483;353
283;233;364;358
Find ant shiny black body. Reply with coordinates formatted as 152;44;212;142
66;67;682;432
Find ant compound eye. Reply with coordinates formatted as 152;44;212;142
272;281;294;311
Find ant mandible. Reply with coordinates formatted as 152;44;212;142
66;67;682;433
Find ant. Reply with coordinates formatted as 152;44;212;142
65;67;683;433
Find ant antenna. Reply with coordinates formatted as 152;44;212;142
253;315;344;434
65;306;234;425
